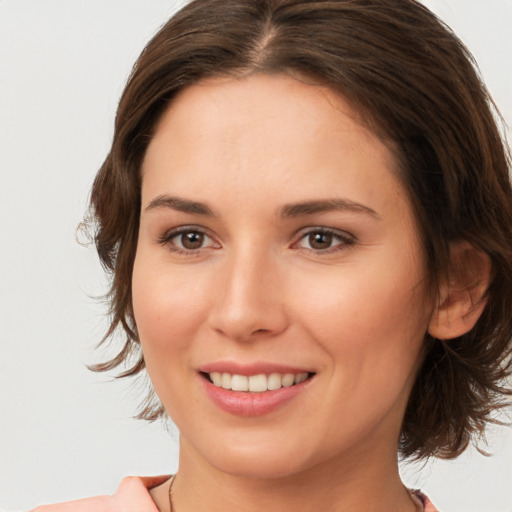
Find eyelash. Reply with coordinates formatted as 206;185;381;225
292;227;356;254
157;226;218;256
157;226;355;256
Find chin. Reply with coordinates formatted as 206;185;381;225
187;431;330;481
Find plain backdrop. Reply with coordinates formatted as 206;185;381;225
0;1;511;511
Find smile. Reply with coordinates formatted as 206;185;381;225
199;366;315;416
207;372;310;392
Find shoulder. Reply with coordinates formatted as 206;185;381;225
32;495;113;512
31;475;171;512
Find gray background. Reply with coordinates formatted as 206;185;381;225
1;1;511;510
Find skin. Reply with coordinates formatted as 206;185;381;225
133;73;434;511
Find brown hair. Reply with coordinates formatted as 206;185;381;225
89;0;512;459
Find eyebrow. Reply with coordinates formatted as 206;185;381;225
145;195;215;216
144;195;379;219
280;199;380;219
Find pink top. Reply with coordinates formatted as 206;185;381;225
31;476;168;512
412;490;440;512
31;476;439;511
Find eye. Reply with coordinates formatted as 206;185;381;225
295;228;354;253
176;230;206;250
158;227;219;254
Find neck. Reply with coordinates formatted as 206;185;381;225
163;438;417;512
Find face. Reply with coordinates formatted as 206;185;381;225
133;74;433;479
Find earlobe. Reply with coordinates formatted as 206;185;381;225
428;241;492;340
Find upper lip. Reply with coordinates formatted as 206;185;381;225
198;361;314;376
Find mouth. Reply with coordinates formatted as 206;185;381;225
198;363;316;416
200;371;315;393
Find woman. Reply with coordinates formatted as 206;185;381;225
32;0;512;510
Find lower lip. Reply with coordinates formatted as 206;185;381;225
202;376;312;417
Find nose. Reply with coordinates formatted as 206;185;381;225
208;247;289;342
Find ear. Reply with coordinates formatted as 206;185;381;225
428;240;492;340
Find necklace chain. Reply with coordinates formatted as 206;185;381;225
168;475;175;512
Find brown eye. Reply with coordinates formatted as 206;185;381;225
295;228;353;254
180;231;205;249
159;227;219;254
308;232;333;250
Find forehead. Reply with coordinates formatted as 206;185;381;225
148;74;387;152
141;73;408;220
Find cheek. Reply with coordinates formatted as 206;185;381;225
293;259;430;370
131;254;217;413
131;253;212;359
295;265;430;426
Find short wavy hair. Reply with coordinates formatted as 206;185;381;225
89;0;512;460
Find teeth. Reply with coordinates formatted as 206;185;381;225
295;373;308;384
221;372;231;389
249;374;267;392
209;371;309;392
210;372;222;386
267;373;282;390
282;374;295;387
231;374;249;392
